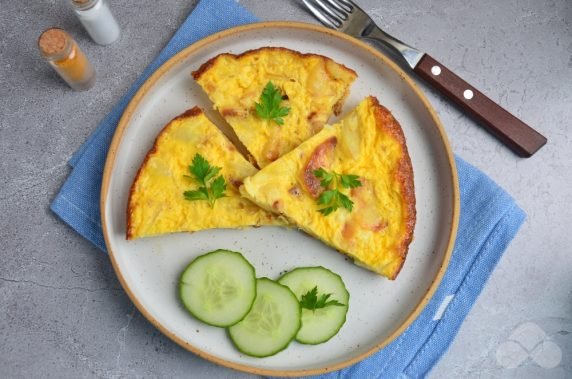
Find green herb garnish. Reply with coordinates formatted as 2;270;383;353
313;168;361;216
300;286;345;311
183;153;227;208
254;81;290;125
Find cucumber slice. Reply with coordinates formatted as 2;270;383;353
179;249;256;327
228;278;301;357
278;266;349;344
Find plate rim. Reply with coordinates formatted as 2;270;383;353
100;21;460;377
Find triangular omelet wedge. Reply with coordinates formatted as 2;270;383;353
240;97;416;279
127;107;281;240
192;47;357;168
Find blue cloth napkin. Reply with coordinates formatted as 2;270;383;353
51;0;526;377
51;0;257;251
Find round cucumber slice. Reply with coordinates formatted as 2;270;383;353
228;278;301;357
179;249;256;327
278;266;349;345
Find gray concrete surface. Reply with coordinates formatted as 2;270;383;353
1;0;571;377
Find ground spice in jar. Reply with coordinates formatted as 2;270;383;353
38;28;95;91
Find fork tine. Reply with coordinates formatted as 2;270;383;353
302;0;342;28
314;0;346;23
321;0;349;19
329;0;353;13
336;0;354;11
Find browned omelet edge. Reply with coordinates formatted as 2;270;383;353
126;107;203;240
367;96;416;279
191;47;358;117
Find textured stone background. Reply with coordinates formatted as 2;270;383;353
1;0;571;377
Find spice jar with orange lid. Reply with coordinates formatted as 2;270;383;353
38;28;96;91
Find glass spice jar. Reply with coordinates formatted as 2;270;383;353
70;0;121;45
38;28;96;91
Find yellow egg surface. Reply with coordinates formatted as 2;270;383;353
127;107;282;240
192;47;357;168
241;97;416;279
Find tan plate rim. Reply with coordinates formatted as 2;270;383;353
100;21;460;377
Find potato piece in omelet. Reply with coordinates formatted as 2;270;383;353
127;107;282;240
240;97;416;279
192;47;357;168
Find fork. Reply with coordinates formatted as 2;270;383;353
302;0;547;157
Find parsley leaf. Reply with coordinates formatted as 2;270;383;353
340;174;361;189
313;169;361;216
338;192;354;211
313;168;335;189
183;188;209;201
210;176;227;200
300;286;345;311
183;153;227;208
316;190;338;216
255;81;290;125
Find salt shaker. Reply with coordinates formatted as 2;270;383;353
70;0;121;45
38;28;96;91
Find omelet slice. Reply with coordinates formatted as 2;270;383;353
240;97;416;279
127;107;281;240
192;47;357;168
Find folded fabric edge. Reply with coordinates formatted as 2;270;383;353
51;193;108;253
403;203;526;377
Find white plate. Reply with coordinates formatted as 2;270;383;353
101;22;459;376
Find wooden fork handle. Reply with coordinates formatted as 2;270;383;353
414;54;547;157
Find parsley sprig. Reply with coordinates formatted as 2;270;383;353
313;168;362;216
183;153;226;208
300;286;345;311
255;81;290;125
